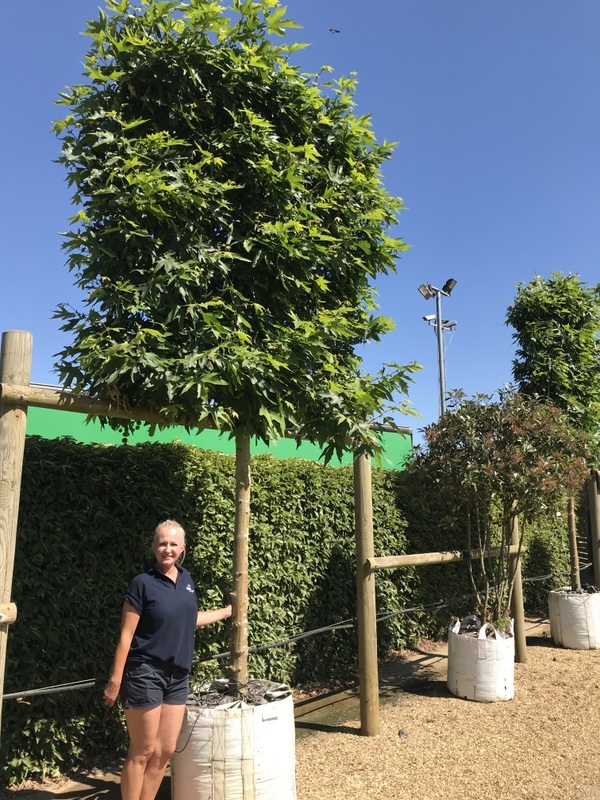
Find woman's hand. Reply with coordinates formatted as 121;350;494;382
222;603;232;620
103;678;120;708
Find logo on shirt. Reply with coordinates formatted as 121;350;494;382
186;584;195;594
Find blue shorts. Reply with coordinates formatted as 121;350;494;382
120;658;190;710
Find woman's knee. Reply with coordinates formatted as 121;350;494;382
127;743;156;765
151;741;177;766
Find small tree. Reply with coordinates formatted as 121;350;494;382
506;273;600;590
412;391;592;623
52;0;419;689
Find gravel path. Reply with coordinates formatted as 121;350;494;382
295;632;600;800
5;623;600;800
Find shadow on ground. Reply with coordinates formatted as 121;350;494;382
3;618;552;799
1;771;170;800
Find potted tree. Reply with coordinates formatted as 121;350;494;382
507;273;600;649
411;390;591;702
52;0;419;795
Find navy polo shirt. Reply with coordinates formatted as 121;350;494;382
124;561;198;671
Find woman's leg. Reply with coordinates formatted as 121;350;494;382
139;703;186;800
121;706;162;800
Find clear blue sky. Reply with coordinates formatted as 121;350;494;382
1;1;599;437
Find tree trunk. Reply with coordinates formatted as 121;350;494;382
568;495;581;591
228;431;251;695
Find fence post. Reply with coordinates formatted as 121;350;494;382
0;331;32;740
354;449;379;736
590;471;600;589
509;515;527;664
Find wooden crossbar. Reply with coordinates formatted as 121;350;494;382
367;544;522;572
0;383;177;426
0;604;17;625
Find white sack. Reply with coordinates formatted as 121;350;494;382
171;693;296;800
549;587;600;650
447;618;515;703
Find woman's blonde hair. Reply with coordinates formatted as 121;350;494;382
153;519;186;542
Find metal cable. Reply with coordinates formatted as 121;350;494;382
3;679;100;701
3;561;593;702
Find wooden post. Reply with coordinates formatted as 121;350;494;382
567;495;581;591
508;515;527;664
588;471;600;589
228;430;250;695
0;331;32;739
354;449;379;736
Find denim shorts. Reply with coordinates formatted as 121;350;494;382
120;658;190;710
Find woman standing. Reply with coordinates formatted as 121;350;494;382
103;520;232;800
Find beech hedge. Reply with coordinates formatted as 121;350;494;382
1;436;572;784
2;436;415;784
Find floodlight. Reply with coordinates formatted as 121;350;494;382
418;283;434;300
418;278;458;418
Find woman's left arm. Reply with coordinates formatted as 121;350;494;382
196;604;232;627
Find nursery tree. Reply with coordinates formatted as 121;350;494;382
52;0;419;688
412;391;592;622
506;272;600;433
506;273;600;589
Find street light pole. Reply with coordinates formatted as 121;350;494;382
434;288;445;419
418;278;457;418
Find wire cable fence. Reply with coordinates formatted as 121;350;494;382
2;562;592;702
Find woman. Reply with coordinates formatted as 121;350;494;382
103;520;232;800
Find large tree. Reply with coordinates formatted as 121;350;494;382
53;0;419;688
506;272;600;590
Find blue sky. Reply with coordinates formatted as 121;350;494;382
1;1;599;438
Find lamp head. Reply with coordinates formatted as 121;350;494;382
442;278;457;295
418;283;435;300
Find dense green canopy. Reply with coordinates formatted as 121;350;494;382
506;272;600;434
53;0;419;457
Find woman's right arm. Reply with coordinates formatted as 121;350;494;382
103;602;140;707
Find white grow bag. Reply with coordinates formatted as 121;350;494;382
171;688;296;800
548;587;600;650
447;618;515;703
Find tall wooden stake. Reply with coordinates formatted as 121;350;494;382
0;331;32;740
567;495;581;591
508;515;527;664
228;430;250;695
589;471;600;589
354;449;379;736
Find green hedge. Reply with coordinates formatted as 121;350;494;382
1;436;575;784
1;437;414;785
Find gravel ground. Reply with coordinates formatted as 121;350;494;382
5;623;600;800
295;632;600;800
